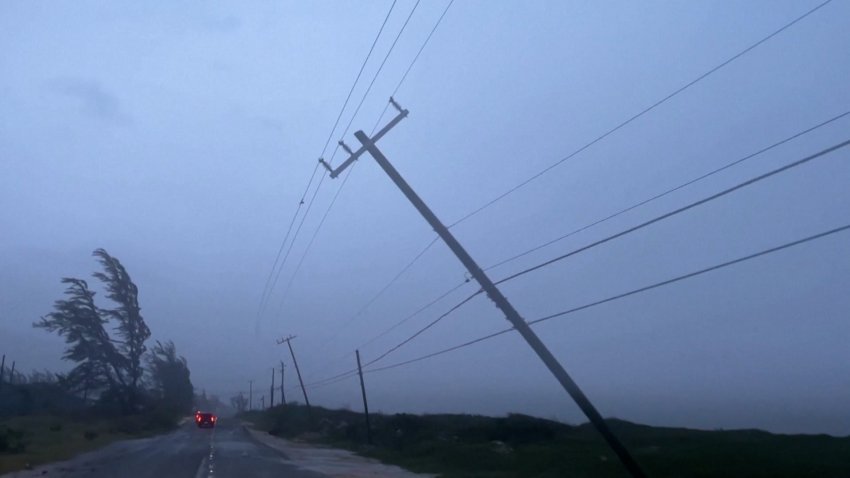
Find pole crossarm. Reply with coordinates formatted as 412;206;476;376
319;97;408;179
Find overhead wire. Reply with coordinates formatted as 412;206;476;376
291;0;454;365
328;0;423;167
362;289;482;367
483;110;850;273
278;0;425;299
319;0;399;161
297;119;850;390
300;0;461;371
313;0;459;356
494;137;850;286
256;162;321;317
313;236;441;353
445;0;834;229
370;0;455;135
301;0;832;346
259;0;400;318
364;222;850;374
338;135;850;371
275;164;358;313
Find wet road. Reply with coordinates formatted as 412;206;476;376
9;419;326;478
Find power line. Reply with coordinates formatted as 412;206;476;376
319;0;399;160
259;1;399;318
350;136;850;369
275;165;357;313
257;162;321;316
262;171;328;316
328;0;423;166
307;270;469;382
304;0;458;371
312;236;441;354
308;0;459;362
357;277;468;350
275;1;427;318
370;0;455;135
494;137;850;286
363;289;482;367
528;224;850;327
364;222;850;374
483;110;850;273
446;0;834;228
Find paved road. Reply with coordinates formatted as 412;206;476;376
7;419;326;478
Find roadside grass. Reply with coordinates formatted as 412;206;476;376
243;405;850;478
0;414;177;475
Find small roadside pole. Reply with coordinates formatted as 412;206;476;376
270;367;275;408
0;354;5;392
249;380;254;411
355;350;372;444
277;335;310;413
280;361;286;406
261;395;265;410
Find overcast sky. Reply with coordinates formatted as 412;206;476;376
2;1;849;435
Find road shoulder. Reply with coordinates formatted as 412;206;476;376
243;422;435;478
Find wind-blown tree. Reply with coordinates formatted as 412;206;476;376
92;248;151;410
148;340;193;415
34;278;128;404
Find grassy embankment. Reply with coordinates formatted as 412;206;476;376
243;404;850;478
0;413;176;475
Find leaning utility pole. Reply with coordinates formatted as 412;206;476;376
355;350;372;444
320;98;646;478
279;361;286;406
249;379;254;411
270;367;275;408
277;335;310;411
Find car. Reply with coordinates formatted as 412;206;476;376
195;411;217;428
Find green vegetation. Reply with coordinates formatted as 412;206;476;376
0;413;174;474
244;404;850;478
0;249;196;474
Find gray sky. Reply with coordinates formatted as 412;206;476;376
2;1;849;435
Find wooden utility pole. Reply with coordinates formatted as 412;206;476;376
356;350;372;444
249;380;254;411
277;335;310;410
280;361;286;405
320;98;647;478
270;367;275;408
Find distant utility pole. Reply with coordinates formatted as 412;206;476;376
8;361;14;385
270;367;275;408
249;380;254;411
0;354;5;391
279;361;286;406
261;395;265;410
356;350;372;444
276;335;310;411
320;98;647;478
